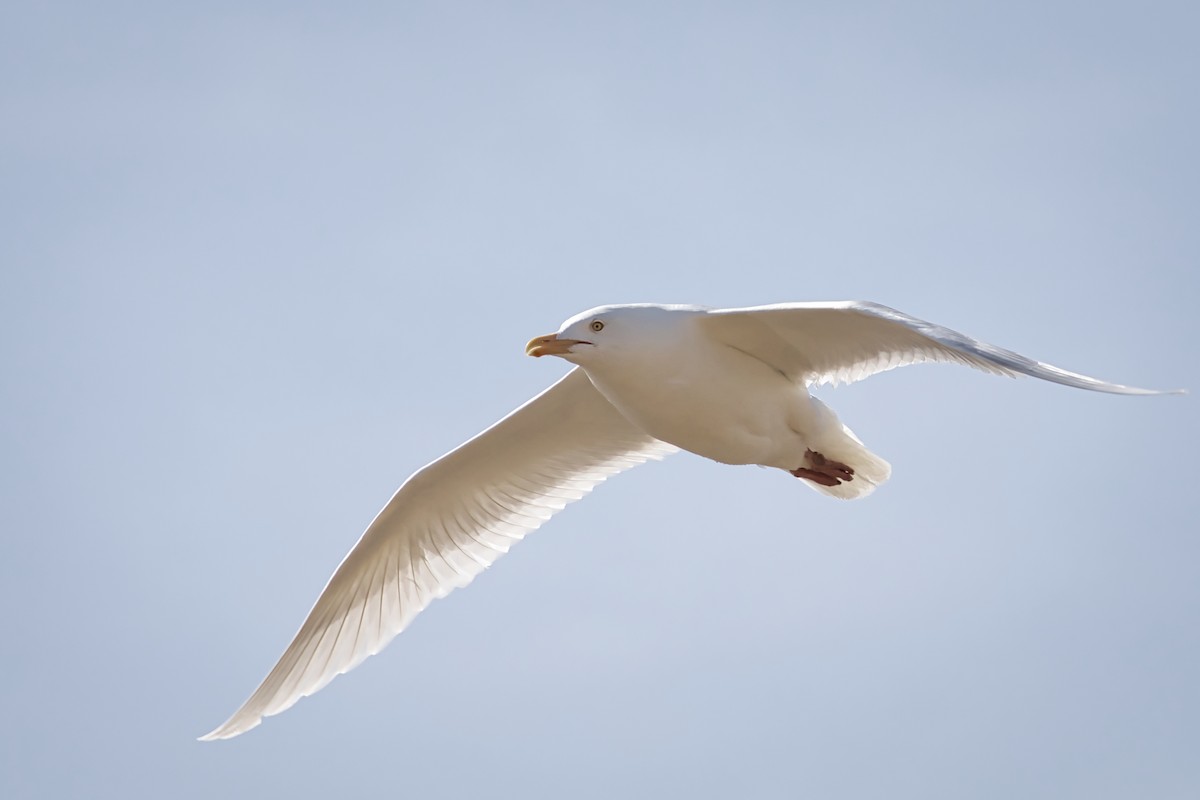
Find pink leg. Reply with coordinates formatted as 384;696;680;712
790;449;855;486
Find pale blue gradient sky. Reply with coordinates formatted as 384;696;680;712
2;2;1198;798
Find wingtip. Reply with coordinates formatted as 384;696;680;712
197;715;261;742
1127;386;1188;396
1131;387;1186;397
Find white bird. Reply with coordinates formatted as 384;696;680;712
200;301;1178;740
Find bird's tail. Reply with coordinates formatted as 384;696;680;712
805;423;892;500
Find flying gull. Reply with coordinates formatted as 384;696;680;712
200;301;1180;739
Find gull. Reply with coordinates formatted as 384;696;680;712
200;301;1178;740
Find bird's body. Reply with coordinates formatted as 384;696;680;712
580;309;804;468
571;306;885;494
201;301;1180;740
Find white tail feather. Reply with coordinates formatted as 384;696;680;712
802;423;892;500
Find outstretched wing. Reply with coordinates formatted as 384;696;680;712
201;368;676;740
700;301;1178;394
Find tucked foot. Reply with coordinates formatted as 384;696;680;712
790;449;855;486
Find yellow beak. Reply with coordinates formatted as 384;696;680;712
525;333;587;357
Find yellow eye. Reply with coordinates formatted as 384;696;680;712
590;320;605;332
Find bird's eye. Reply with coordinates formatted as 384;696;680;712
590;320;605;333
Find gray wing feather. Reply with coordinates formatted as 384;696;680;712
702;301;1180;395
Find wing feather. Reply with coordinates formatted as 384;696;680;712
201;368;675;740
701;301;1178;395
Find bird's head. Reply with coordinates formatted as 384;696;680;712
525;304;695;365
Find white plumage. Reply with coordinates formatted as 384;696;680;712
201;301;1178;740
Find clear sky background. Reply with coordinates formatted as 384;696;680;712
3;2;1197;798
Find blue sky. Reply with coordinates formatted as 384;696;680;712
2;2;1197;798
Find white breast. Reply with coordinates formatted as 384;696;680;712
581;336;806;467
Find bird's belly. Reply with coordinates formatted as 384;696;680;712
584;353;804;468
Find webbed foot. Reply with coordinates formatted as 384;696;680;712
790;449;854;486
